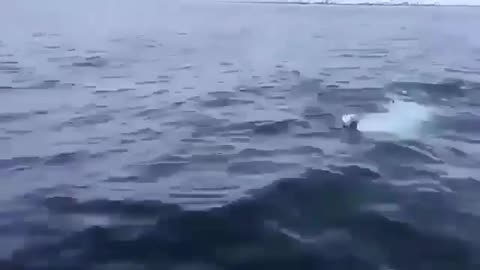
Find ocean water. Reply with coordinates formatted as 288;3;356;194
1;1;480;269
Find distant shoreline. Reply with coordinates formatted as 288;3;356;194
224;1;479;7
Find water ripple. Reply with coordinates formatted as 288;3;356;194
1;2;480;269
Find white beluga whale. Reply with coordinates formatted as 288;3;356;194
342;113;360;129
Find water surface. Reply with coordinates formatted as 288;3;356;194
1;1;480;269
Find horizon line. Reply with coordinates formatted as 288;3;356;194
222;1;480;7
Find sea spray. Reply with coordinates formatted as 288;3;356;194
357;99;434;139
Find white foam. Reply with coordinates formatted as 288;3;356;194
357;99;434;138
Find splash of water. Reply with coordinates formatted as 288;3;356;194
357;99;434;139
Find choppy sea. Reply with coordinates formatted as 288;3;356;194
1;1;480;269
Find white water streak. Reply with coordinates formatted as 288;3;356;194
357;99;434;139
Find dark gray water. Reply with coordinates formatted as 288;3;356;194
1;1;480;269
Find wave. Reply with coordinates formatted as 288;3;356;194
5;166;479;270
